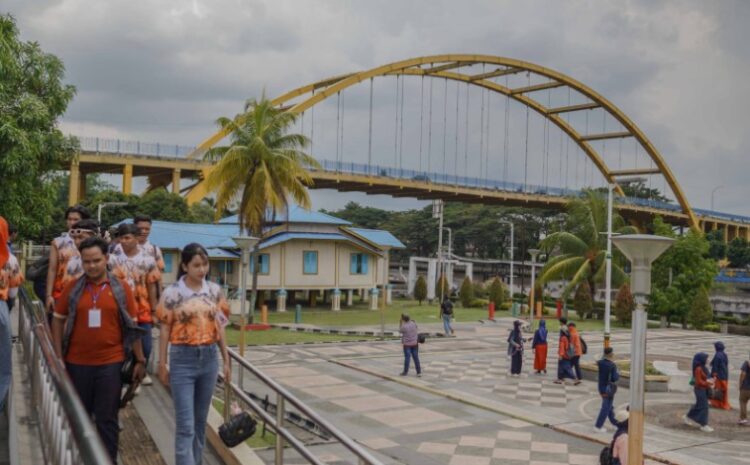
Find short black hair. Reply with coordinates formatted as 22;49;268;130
78;236;109;255
133;214;152;225
72;219;100;233
65;205;91;220
116;223;140;237
559;317;568;325
567;322;576;328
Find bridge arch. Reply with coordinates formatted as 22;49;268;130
190;54;699;230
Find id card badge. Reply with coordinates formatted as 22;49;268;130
88;308;102;328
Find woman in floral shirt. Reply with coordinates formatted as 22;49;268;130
157;243;230;465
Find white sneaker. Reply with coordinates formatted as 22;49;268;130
683;415;694;426
134;385;142;396
141;374;153;386
593;426;608;434
700;425;714;433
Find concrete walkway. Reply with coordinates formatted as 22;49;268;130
239;320;750;465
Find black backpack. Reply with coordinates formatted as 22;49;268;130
581;336;588;354
599;445;613;465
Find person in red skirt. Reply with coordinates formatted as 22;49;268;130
532;319;548;374
710;341;731;410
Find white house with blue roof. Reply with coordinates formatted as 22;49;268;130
145;205;405;310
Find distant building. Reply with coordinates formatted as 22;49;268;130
138;206;404;310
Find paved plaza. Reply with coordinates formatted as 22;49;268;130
239;319;750;465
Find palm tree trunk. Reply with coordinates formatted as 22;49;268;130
248;244;260;324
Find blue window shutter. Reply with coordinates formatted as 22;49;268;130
163;253;173;273
304;251;317;274
350;254;357;274
362;255;368;274
260;254;269;274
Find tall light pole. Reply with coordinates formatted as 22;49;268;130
232;235;260;362
499;220;514;304
97;201;128;224
711;185;724;211
528;248;540;329
612;234;673;465
603;183;614;349
433;200;445;302
442;226;452;291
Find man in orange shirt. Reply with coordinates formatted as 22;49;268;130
110;223;160;386
51;237;146;462
568;322;583;384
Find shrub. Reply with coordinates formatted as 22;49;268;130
414;275;427;305
573;281;593;319
460;276;474;307
468;298;489;308
487;277;506;308
436;274;450;299
473;280;487;298
687;286;713;330
704;323;721;333
500;302;512;311
614;283;634;326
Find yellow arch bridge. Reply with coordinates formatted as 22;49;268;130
66;54;748;241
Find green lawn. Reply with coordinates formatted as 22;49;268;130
224;328;377;346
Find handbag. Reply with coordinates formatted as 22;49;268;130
219;382;256;447
417;333;427;344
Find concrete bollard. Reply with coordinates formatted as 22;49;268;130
295;304;302;324
260;305;268;324
386;284;393;305
331;289;341;311
276;289;287;313
346;289;353;307
369;288;379;310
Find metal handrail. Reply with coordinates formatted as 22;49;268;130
223;348;384;465
16;288;113;465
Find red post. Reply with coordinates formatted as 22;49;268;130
488;302;496;321
556;299;562;319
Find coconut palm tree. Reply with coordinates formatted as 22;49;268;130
204;97;319;320
538;190;638;310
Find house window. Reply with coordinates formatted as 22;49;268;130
163;252;173;273
250;254;270;275
303;251;318;274
350;253;369;274
217;260;234;274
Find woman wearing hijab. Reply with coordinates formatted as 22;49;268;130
710;341;731;410
507;320;524;376
684;352;715;432
532;319;548;374
0;216;24;411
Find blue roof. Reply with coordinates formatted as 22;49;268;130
115;220;241;250
346;227;406;249
259;232;378;253
218;205;351;226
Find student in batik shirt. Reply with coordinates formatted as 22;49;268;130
60;219;100;291
46;205;91;313
1;216;24;411
157;243;230;465
134;215;165;271
109;223;160;385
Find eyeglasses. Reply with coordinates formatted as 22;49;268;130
70;229;96;237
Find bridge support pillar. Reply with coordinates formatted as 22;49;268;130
68;159;81;206
123;164;133;195
172;168;181;194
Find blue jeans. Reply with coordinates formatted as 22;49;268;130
0;300;11;411
139;322;152;363
595;394;617;428
170;344;219;465
402;346;421;374
442;314;453;335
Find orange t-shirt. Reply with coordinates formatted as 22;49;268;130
157;278;230;346
54;276;138;366
0;254;23;302
569;328;583;356
109;246;160;323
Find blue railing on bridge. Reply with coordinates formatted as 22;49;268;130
73;135;750;225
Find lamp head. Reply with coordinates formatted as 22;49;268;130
612;234;674;296
232;235;260;251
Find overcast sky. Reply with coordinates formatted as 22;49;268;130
7;0;750;215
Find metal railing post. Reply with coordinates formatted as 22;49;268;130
275;394;285;465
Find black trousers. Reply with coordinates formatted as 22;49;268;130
66;361;123;463
511;351;523;374
571;356;581;380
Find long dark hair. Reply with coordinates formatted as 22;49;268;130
178;242;209;279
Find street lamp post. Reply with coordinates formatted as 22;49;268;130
442;226;452;293
232;235;260;364
611;234;673;465
528;248;540;329
603;183;614;349
97;201;128;224
499;221;514;306
710;185;724;211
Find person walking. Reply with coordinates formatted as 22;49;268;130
739;351;750;425
554;319;577;384
709;341;731;410
594;347;620;433
610;409;631;465
568;321;583;381
532;319;548;374
134;215;166;271
440;295;454;336
157;243;231;465
60;219;100;290
51;237;146;463
399;313;421;377
0;217;24;411
684;352;715;433
110;223;160;387
508;320;524;376
46;205;91;315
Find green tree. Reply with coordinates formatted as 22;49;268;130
706;230;727;260
460;276;474;307
137;188;192;222
414;275;427;305
189;201;217;224
323;202;390;229
727;238;750;268
487;277;507;308
0;15;77;238
205;97;317;320
687;287;713;330
573;281;593;319
613;283;634;326
539;190;637;305
649;217;718;327
436;274;450;299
